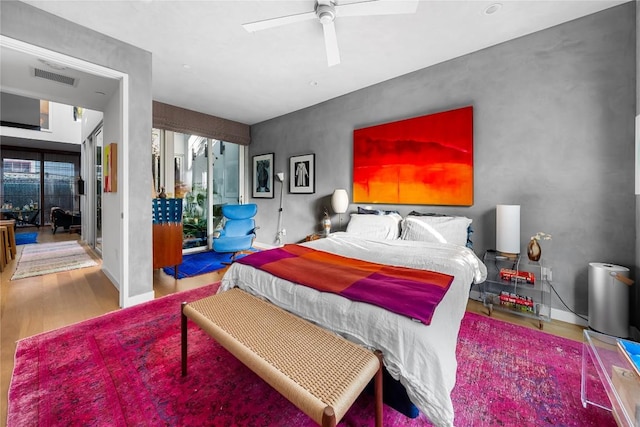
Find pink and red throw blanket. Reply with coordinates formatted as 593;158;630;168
236;244;453;325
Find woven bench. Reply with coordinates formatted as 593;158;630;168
181;288;383;427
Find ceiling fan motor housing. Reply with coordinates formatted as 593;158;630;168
316;3;336;24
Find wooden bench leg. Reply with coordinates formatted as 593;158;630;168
181;302;188;376
321;407;336;427
374;350;383;427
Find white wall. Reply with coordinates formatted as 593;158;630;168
81;108;103;142
101;93;120;289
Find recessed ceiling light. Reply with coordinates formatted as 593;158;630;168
309;81;318;87
484;3;502;15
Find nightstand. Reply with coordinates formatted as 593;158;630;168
480;250;551;329
303;233;325;242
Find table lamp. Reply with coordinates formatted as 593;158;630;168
496;204;520;258
331;189;349;231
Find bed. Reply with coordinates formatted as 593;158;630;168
219;213;487;427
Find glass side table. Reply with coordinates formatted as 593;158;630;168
581;329;640;426
481;251;551;329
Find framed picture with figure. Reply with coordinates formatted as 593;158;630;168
252;153;274;198
289;154;315;194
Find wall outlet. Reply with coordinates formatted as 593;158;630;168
281;228;286;235
542;267;552;281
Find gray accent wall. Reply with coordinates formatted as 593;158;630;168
1;1;154;304
250;3;637;320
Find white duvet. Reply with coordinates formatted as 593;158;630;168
219;233;487;427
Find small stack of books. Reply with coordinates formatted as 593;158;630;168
499;268;535;284
499;291;534;312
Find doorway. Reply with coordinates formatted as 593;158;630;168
0;36;135;308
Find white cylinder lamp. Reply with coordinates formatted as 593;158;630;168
331;189;349;232
496;204;520;255
331;189;349;214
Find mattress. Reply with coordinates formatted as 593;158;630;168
219;232;487;427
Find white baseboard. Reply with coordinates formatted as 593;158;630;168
102;265;119;291
550;307;588;327
123;290;155;308
253;241;282;250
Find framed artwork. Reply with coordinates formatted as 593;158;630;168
252;153;274;198
104;143;118;193
289;154;315;194
353;105;473;206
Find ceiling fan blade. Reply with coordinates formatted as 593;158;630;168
335;0;418;17
242;10;316;33
322;21;341;67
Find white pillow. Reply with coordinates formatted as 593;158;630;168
345;213;401;240
401;215;472;247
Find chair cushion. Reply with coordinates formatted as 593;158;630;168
221;204;257;220
223;219;255;237
213;235;254;253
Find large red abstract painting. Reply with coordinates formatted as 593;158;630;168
353;106;473;206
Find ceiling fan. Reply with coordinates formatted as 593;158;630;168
242;0;419;67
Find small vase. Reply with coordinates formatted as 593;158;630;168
527;239;541;262
321;214;331;236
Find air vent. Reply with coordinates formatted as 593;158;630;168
33;68;76;87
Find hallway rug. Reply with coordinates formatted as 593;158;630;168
162;249;254;279
11;240;98;280
8;283;615;426
14;232;38;246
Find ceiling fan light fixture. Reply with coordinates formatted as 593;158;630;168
484;3;502;15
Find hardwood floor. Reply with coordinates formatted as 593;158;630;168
0;230;584;426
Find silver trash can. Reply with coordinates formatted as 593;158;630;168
588;262;630;338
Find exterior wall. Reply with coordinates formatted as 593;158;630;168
250;3;637;320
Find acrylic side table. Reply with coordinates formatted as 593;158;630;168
581;329;640;426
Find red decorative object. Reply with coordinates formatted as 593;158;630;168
353;106;473;205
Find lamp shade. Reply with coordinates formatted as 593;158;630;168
496;204;520;254
331;189;349;214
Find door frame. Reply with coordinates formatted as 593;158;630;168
1;36;133;308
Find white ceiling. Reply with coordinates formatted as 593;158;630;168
5;0;628;125
1;46;120;112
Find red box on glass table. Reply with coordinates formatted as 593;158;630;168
499;268;535;284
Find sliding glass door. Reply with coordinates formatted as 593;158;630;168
1;156;40;227
153;129;242;253
1;149;80;228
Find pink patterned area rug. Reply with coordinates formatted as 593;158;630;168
8;284;615;427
